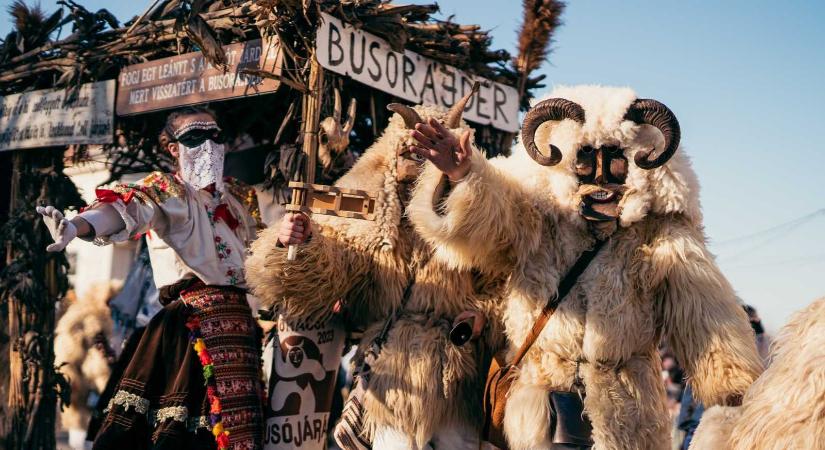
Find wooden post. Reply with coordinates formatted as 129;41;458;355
288;54;324;260
3;151;21;447
4;150;60;450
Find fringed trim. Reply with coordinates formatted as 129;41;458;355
106;390;150;415
149;407;212;432
153;405;188;424
186;315;231;450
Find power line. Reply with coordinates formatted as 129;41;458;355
723;253;825;269
714;208;825;246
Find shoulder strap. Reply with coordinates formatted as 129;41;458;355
510;239;606;367
371;279;415;351
372;251;433;350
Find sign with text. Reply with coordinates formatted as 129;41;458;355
264;314;345;450
116;38;282;115
317;12;519;132
0;80;115;151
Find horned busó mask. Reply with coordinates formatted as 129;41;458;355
508;85;702;229
518;86;691;230
387;82;480;184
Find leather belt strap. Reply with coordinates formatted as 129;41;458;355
511;239;606;367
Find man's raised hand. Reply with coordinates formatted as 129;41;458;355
409;118;473;182
36;205;78;252
277;213;311;247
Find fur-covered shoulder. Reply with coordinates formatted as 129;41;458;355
485;150;586;227
691;298;825;450
631;214;709;291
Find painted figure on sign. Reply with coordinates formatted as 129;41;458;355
271;337;327;416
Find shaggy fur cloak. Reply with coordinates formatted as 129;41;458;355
690;297;825;450
408;85;764;450
246;105;507;447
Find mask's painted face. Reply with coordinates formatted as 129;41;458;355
396;144;425;183
520;96;682;235
575;145;629;222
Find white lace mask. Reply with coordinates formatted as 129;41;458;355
178;139;225;192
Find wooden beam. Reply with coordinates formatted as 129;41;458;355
300;55;324;184
287;53;324;261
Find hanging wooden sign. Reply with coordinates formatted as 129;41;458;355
316;12;520;133
0;80;115;151
116;38;283;115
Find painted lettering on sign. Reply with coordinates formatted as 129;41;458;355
0;80;115;151
316;12;519;133
264;315;345;450
116;38;282;115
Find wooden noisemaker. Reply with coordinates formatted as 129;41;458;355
285;182;377;260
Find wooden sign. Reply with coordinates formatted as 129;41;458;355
285;182;376;221
116;38;283;115
0;80;115;151
316;12;520;133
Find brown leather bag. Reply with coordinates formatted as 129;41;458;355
481;240;606;449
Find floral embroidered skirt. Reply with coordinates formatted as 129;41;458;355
181;284;264;450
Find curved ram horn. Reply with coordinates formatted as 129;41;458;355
386;103;423;129
445;81;481;128
520;98;586;166
333;88;342;123
343;98;357;134
623;99;681;170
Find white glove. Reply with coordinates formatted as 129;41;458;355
36;205;78;252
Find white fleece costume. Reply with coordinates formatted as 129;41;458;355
408;85;763;450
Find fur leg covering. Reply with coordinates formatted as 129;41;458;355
688;406;740;450
583;356;671;450
503;378;553;450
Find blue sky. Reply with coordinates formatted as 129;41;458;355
3;1;823;332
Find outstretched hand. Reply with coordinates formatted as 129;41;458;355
409;118;473;182
36;205;78;252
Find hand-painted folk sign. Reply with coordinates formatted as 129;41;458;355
116;38;282;115
316;12;520;133
0;80;115;151
264;314;345;450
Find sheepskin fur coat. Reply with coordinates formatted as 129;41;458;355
408;85;764;450
245;105;507;447
55;283;118;432
689;297;825;450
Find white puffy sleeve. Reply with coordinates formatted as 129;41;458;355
82;172;190;245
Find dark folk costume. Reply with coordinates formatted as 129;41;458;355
88;172;265;450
